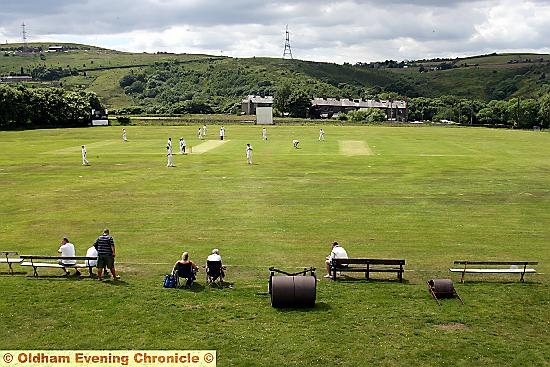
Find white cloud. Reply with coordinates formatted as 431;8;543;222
1;0;549;63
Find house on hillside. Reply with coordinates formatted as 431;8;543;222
311;97;407;121
0;76;32;83
47;45;65;52
241;95;274;115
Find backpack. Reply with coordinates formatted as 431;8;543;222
163;273;177;288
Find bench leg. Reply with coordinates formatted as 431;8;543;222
33;266;38;277
460;271;465;283
520;264;527;282
366;263;370;280
399;265;403;282
8;262;14;274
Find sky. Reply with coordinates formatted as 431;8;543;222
1;0;549;64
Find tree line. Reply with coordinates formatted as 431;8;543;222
0;84;103;130
408;94;550;129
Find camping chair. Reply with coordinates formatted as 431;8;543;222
205;260;224;286
173;262;196;287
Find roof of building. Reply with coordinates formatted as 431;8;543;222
312;97;406;109
242;95;274;104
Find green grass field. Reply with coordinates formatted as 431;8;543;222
0;125;549;366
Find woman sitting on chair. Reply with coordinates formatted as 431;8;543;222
173;252;199;287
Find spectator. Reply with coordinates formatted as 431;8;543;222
93;228;120;281
205;248;225;281
173;251;199;286
324;241;348;278
58;237;79;276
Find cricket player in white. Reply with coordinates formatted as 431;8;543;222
167;137;172;149
179;138;186;154
166;145;174;167
198;127;203;139
122;128;127;142
81;145;89;165
203;124;207;136
293;140;300;149
319;128;325;141
262;127;267;140
220;126;225;140
246;144;253;164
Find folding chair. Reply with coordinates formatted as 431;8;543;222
205;260;224;286
174;262;196;287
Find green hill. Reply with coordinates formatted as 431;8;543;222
2;43;550;110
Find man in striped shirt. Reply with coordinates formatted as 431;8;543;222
93;228;120;281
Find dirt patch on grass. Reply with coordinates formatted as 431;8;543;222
339;140;374;156
435;323;467;331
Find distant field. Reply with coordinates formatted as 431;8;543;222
0;125;549;366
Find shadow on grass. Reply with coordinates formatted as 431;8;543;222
274;302;331;312
0;271;27;276
332;274;410;284
177;282;206;293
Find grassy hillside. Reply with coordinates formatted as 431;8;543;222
2;43;550;109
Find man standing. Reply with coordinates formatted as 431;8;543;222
81;145;90;165
219;125;225;141
179;138;186;154
198;127;203;140
166;144;174;167
122;128;127;142
324;241;348;278
261;127;267;141
93;228;119;281
319;128;325;141
203;124;207;136
167;137;172;149
246;143;253;165
58;237;79;276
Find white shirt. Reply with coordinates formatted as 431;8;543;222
58;242;77;265
85;246;98;267
329;246;348;261
246;145;253;157
81;147;87;158
220;128;225;137
207;254;222;262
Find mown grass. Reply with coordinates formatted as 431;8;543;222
0;125;549;366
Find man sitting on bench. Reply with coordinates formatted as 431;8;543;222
58;237;80;276
324;241;348;279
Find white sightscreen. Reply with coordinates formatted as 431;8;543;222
256;106;273;125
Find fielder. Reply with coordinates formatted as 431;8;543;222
81;145;90;165
246;143;253;164
166;145;174;167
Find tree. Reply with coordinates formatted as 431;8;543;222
538;93;550;128
273;82;292;114
287;89;311;118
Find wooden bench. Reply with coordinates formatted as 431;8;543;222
0;251;23;274
450;260;538;283
20;255;97;277
331;258;405;282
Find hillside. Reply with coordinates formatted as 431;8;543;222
2;43;550;110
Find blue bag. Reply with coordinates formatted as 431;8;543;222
163;273;176;288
